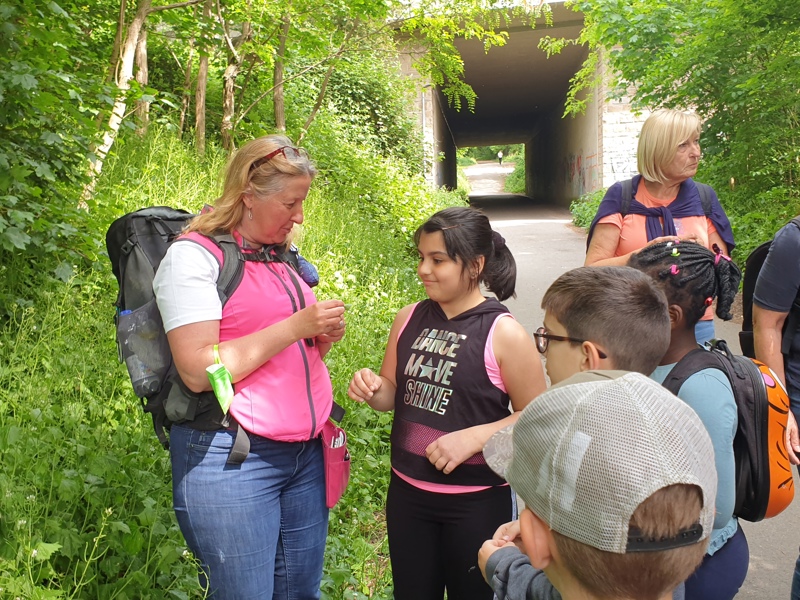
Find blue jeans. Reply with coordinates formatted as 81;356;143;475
694;319;715;346
170;424;328;599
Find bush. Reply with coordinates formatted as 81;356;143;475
570;188;605;229
504;162;526;194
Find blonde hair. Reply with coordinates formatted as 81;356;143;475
186;134;317;240
637;109;703;184
553;484;708;600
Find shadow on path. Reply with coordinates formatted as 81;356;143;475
470;195;571;222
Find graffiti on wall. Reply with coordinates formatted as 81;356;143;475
563;151;599;197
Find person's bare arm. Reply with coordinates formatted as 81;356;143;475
707;229;728;256
584;223;627;266
754;305;800;464
347;304;413;412
585;223;680;267
168;299;345;393
425;317;547;474
754;305;788;386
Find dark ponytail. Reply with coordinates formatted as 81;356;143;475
628;241;741;327
414;206;517;300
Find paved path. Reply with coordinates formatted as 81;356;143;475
464;161;799;600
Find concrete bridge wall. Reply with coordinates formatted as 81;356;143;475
399;2;647;205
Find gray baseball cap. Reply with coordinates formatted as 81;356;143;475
484;371;717;554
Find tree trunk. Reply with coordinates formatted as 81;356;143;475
298;31;351;143
107;0;127;83
83;0;152;199
221;60;239;152
179;46;194;135
273;16;290;133
221;22;252;151
93;0;128;131
195;54;208;155
194;0;213;155
135;27;149;136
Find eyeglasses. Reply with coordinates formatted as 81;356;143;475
249;146;309;172
533;327;608;359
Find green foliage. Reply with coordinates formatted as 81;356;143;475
0;0;106;266
548;0;800;254
0;270;204;599
504;162;526;194
320;52;423;169
463;144;522;162
569;188;605;229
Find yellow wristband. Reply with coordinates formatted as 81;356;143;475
213;344;222;365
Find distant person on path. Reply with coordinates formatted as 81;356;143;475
497;150;504;165
631;241;747;600
584;108;735;345
153;135;346;599
347;206;547;600
483;371;717;600
478;266;683;600
751;217;800;598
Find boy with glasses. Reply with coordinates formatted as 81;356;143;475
478;266;674;599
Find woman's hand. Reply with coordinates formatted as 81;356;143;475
317;319;345;345
425;428;481;474
292;299;345;340
644;234;681;247
348;368;383;402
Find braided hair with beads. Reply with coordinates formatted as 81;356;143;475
628;241;741;327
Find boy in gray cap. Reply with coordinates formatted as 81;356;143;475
483;371;717;600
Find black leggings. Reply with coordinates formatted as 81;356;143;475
386;471;515;600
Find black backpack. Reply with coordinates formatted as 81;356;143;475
106;207;248;452
739;217;800;359
662;339;794;522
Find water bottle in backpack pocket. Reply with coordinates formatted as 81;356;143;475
116;298;171;398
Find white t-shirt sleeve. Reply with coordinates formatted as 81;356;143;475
153;240;223;333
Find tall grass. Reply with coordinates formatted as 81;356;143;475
0;126;465;599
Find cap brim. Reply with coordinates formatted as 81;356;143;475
484;424;515;479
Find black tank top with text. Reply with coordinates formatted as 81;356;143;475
391;298;512;486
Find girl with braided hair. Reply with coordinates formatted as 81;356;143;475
629;240;746;600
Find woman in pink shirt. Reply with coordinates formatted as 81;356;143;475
585;108;735;344
154;135;345;599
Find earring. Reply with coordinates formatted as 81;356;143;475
248;209;253;220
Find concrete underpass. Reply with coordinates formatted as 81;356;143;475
410;1;646;206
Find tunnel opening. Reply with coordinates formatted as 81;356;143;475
429;2;597;207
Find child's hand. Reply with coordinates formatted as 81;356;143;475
348;368;382;402
425;428;481;474
477;539;516;584
492;519;522;549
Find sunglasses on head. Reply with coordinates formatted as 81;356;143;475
532;327;608;359
249;146;309;172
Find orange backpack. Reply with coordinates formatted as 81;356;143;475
663;339;794;522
